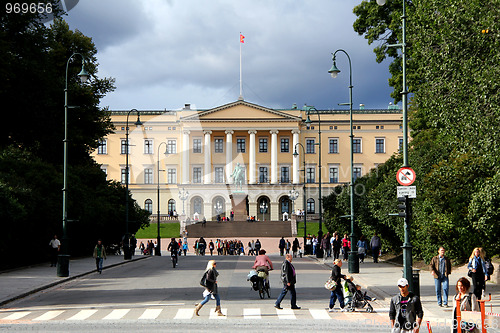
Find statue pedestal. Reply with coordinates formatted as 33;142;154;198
230;193;248;221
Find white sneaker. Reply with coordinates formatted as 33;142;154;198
341;308;348;312
328;308;336;312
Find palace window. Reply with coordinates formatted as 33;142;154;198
281;166;290;183
97;139;107;154
144;199;153;213
193;138;202;153
329;138;338;154
214;138;224;153
307;198;315;214
280;138;289;153
121;139;130;155
237;138;246;153
375;138;385;153
193;167;202;183
259;138;268;153
329;167;338;183
215;167;224;183
259;167;268;183
166;140;177;154
353;138;362;153
306;167;315;183
167;168;176;184
144;168;153;184
306;139;315;154
354;167;362;181
144;139;153;154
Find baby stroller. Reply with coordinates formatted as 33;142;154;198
247;269;271;299
344;279;374;313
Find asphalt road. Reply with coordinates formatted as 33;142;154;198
0;254;452;332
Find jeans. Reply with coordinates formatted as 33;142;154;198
329;285;345;309
434;275;449;305
95;258;103;272
200;292;221;306
275;284;297;307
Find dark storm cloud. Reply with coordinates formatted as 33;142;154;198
64;0;395;111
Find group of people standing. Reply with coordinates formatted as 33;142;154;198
303;231;381;263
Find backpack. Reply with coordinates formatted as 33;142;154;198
485;258;494;280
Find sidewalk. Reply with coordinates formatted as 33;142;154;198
0;254;147;306
315;255;500;324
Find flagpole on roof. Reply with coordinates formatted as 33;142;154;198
239;32;244;101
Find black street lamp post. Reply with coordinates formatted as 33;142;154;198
293;143;307;254
124;109;142;260
59;53;89;277
329;49;359;273
305;106;323;258
156;141;167;256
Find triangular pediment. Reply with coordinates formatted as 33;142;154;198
181;100;302;122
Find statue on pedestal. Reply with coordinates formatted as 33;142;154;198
230;162;245;192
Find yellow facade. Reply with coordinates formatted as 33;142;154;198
91;100;402;221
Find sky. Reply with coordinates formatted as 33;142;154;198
63;0;396;111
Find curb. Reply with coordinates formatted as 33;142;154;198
0;256;149;307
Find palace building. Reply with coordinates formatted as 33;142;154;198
91;100;402;221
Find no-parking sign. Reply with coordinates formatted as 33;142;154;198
397;167;416;186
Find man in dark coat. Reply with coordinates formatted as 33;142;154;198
275;254;300;310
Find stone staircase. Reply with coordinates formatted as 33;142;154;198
186;220;294;238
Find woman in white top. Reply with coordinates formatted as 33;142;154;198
452;277;479;333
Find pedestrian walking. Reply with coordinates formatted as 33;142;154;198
209;240;214;256
275;254;301;310
341;234;350;261
389;278;424;333
357;235;367;263
195;260;225;316
452;277;480;333
429;246;452;307
292;238;300;258
92;239;107;274
328;259;347;312
48;235;61;267
255;239;262;253
279;237;286;256
370;232;381;263
332;234;341;260
467;247;489;300
182;241;188;256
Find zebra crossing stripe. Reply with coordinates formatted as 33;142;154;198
103;309;130;320
209;308;227;319
33;310;64;321
276;308;296;320
67;309;98;321
243;308;261;319
139;308;162;320
309;309;331;320
173;308;194;319
1;311;31;320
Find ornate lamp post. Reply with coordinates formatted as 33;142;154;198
293;143;307;254
156;141;167;256
179;187;189;215
124;109;142;260
59;53;89;277
304;106;324;258
329;49;359;274
377;0;414;292
288;187;299;217
259;200;268;221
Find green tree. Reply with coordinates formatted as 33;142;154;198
0;3;150;268
352;0;500;262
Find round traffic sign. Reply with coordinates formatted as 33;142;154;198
397;167;416;186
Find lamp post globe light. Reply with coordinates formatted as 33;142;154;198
304;106;324;258
59;53;89;277
377;0;414;292
124;109;143;260
329;49;359;274
293;143;307;253
156;142;167;256
259;200;268;221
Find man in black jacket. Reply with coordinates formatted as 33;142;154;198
389;278;423;333
275;254;300;310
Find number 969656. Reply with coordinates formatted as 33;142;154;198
6;2;53;15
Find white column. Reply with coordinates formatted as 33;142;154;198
204;130;212;184
248;130;257;184
292;129;300;184
225;130;234;182
270;130;279;184
182;130;190;184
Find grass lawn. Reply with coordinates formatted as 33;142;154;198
296;221;327;237
135;223;181;239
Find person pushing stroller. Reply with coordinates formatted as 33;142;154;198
343;275;376;312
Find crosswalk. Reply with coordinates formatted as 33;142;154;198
0;307;388;323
